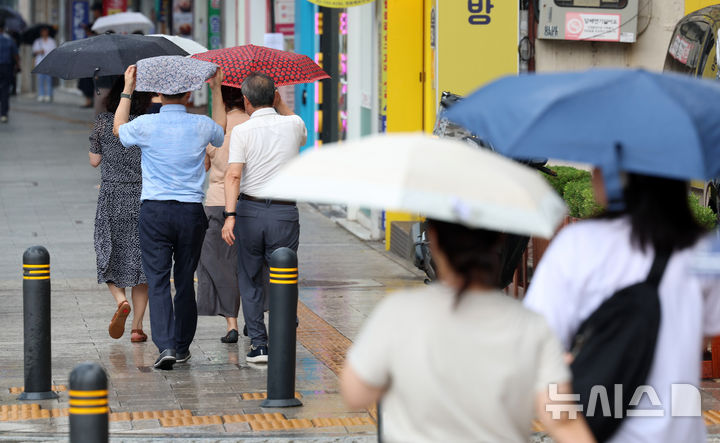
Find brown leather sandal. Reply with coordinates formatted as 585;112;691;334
108;301;131;339
130;329;147;343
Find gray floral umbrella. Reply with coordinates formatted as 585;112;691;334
135;55;218;95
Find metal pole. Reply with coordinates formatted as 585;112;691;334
261;247;302;408
18;246;58;401
69;362;109;443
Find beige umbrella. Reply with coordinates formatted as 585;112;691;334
260;133;567;238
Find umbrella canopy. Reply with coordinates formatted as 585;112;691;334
192;44;330;88
31;34;188;79
135;55;218;95
20;24;56;45
443;69;720;204
148;34;207;55
0;7;26;33
261;134;566;238
91;12;153;35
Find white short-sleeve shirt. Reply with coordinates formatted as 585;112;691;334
524;217;720;443
228;107;307;197
347;284;570;442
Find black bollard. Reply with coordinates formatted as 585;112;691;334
18;246;58;401
69;362;109;443
261;247;302;408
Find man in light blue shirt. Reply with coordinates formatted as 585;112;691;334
113;65;226;370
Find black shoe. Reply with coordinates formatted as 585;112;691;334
221;329;239;343
176;351;191;363
153;349;176;370
243;325;248;337
246;344;268;363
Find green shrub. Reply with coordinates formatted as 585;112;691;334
688;195;717;230
545;166;591;196
563;177;603;218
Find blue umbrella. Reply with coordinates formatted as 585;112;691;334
443;69;720;206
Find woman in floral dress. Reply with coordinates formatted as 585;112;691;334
89;78;152;342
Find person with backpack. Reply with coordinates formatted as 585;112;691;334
524;170;720;442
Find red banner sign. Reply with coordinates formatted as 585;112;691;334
103;0;127;15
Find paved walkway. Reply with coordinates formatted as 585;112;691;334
1;93;719;441
0;92;425;441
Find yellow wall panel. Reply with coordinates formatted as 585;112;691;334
436;1;518;96
686;0;720;14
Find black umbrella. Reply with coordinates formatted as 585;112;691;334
31;34;189;80
20;23;56;45
0;7;27;33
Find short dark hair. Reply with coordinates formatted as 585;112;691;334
0;18;5;30
241;72;275;108
601;173;707;253
161;92;187;100
221;85;244;111
106;77;152;115
428;219;503;303
91;2;103;11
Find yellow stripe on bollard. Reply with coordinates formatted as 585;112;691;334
269;273;298;279
69;407;109;415
69;390;108;398
23;276;50;280
269;267;298;272
27;270;50;274
22;264;50;269
269;279;299;284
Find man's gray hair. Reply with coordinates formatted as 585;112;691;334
241;72;276;108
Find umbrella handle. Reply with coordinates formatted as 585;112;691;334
93;68;101;96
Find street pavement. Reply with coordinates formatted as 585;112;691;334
0;91;719;442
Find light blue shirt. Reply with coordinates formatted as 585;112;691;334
118;104;224;202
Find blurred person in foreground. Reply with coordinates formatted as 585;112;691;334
89;78;152;343
340;219;594;442
524;170;720;442
0;18;19;123
197;85;249;343
113;64;226;370
31;26;56;102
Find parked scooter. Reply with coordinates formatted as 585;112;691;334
412;91;556;287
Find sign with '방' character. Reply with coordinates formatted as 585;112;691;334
436;1;518;96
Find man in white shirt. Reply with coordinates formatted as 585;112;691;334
221;72;307;363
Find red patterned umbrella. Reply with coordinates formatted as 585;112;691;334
192;45;330;88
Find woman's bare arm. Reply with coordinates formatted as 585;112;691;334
89;152;101;168
340;364;385;410
113;65;136;136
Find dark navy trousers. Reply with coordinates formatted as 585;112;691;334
0;64;11;117
235;199;299;347
138;200;208;354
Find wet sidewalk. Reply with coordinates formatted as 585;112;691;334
0;93;424;441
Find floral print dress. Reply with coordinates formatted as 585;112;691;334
90;112;146;287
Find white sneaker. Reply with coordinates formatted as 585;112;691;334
44;96;52;103
36;96;43;102
0;116;8;123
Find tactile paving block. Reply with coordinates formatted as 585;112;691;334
222;413;285;423
8;385;66;394
531;420;545;432
0;404;51;421
311;416;375;427
241;392;302;400
705;410;720;425
131;409;192;420
109;412;132;422
159;415;223;427
249;418;313;430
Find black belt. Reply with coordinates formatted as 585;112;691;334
239;193;295;206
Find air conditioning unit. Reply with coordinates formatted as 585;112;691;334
537;0;639;43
